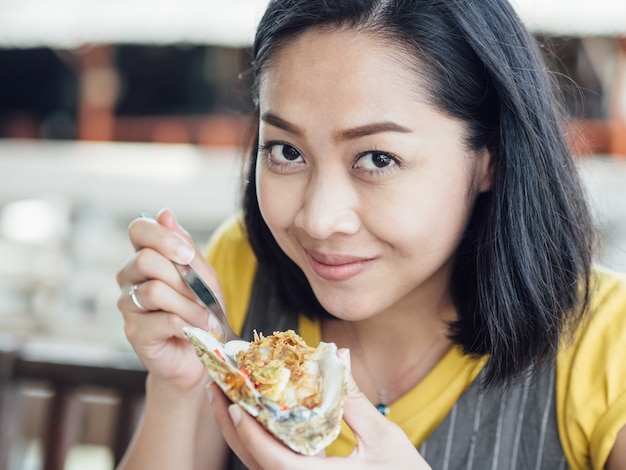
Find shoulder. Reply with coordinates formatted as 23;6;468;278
588;268;626;316
205;214;252;258
556;267;626;469
204;214;258;336
572;268;626;358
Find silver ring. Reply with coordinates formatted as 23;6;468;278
129;284;147;311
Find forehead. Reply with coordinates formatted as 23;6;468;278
258;27;430;113
255;27;473;159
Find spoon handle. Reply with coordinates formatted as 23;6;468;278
173;262;240;343
137;212;239;342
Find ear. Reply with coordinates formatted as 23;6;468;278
475;147;494;193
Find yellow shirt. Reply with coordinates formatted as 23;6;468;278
205;215;626;470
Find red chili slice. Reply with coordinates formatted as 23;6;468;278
213;348;226;362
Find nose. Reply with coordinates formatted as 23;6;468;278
294;172;361;239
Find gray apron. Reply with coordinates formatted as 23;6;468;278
227;273;568;469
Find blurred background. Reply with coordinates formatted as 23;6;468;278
0;0;625;469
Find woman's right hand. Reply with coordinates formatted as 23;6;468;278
116;208;223;393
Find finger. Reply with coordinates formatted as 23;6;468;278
208;384;262;470
155;209;200;265
226;403;341;470
117;246;225;335
123;309;192;347
118;279;209;329
128;212;195;265
116;249;196;313
228;404;302;470
154;209;225;307
117;246;179;288
156;208;194;245
118;282;224;338
128;283;149;312
118;247;210;307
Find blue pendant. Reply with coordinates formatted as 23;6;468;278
376;403;390;415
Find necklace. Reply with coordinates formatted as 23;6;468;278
345;322;445;416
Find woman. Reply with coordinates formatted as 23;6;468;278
116;0;626;468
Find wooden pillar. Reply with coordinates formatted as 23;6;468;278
42;386;82;470
76;45;118;141
112;392;144;465
610;38;626;120
0;344;17;470
609;38;626;155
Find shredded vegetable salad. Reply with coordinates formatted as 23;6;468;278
236;330;323;409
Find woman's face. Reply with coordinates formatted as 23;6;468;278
256;28;491;321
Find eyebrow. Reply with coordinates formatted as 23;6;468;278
261;112;303;135
337;122;413;140
260;112;413;141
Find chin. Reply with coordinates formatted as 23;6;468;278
314;292;377;321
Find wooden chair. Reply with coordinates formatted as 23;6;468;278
0;336;146;470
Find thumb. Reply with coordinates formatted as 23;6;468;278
156;208;192;242
339;349;391;450
156;208;197;264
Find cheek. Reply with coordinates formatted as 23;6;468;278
255;165;299;235
363;177;474;255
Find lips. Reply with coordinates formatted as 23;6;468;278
305;249;374;282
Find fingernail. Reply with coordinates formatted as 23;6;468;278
337;348;352;371
207;313;218;330
176;242;196;264
228;404;242;426
207;314;225;340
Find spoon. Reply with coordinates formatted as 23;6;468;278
173;262;240;343
137;212;240;343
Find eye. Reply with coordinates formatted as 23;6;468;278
354;151;399;172
259;142;303;164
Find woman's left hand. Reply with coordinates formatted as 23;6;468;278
208;352;431;470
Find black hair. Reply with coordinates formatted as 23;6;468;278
242;0;594;388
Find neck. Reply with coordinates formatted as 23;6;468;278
322;300;455;409
350;289;455;347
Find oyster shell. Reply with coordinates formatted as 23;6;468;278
183;326;348;456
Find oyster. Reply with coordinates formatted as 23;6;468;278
183;326;348;455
